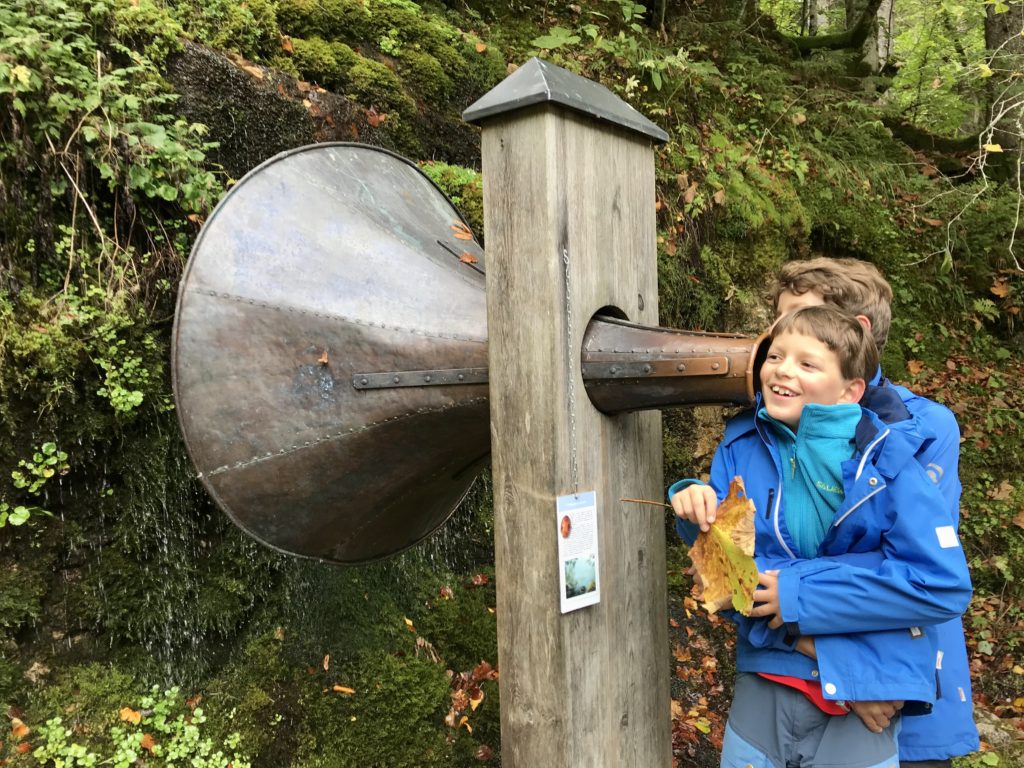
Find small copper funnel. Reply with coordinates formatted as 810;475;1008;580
581;317;765;414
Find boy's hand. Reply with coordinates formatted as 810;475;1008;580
749;570;783;628
794;636;816;659
849;700;904;733
670;484;719;532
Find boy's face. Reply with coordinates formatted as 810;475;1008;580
776;288;825;318
759;329;863;430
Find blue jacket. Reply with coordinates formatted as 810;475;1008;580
867;379;979;760
669;389;973;709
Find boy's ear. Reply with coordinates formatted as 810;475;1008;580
855;314;872;334
840;378;867;404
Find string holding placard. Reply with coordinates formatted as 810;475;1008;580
562;245;580;498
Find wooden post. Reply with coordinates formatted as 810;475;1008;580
464;59;672;767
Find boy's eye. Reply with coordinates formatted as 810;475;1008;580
766;353;782;362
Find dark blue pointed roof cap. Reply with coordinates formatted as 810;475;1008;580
463;57;669;144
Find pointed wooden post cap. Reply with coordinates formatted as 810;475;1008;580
463;57;669;143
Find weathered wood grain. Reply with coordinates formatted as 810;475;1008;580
482;105;671;767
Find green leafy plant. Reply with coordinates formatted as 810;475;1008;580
28;686;252;768
0;442;67;527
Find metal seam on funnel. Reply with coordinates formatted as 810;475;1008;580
185;288;487;343
205;396;488;477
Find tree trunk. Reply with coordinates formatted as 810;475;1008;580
807;0;831;36
984;4;1024;154
846;0;893;73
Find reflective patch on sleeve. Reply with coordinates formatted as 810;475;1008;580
935;525;960;548
926;463;944;484
936;650;944;669
959;687;966;702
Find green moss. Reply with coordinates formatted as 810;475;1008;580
292;651;454;768
330;41;361;70
419;161;483;238
290;36;346;87
180;0;283;61
26;663;140;748
347;57;416;117
276;0;371;42
0;547;51;633
414;571;496;674
396;49;452;102
202;631;299;762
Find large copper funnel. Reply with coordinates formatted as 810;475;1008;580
172;144;762;565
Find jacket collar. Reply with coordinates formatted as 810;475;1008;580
729;392;933;479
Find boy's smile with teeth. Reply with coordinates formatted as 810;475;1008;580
759;329;862;429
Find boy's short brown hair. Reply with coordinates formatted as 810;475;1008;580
771;258;893;352
770;305;879;383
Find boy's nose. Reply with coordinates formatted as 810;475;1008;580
775;358;796;377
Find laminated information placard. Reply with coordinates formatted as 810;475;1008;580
556;491;600;613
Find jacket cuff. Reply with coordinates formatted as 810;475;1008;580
668;479;705;547
667;477;705;501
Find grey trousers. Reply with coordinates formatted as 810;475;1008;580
722;673;901;768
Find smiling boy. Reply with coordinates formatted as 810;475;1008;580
671;306;972;768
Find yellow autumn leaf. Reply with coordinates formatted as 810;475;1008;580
688;477;758;615
979;62;994;78
469;689;484;711
984;143;1004;153
119;708;142;725
332;685;356;695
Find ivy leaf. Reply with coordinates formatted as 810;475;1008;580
688;477;758;615
8;506;30;526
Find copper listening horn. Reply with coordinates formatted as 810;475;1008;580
172;143;764;565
